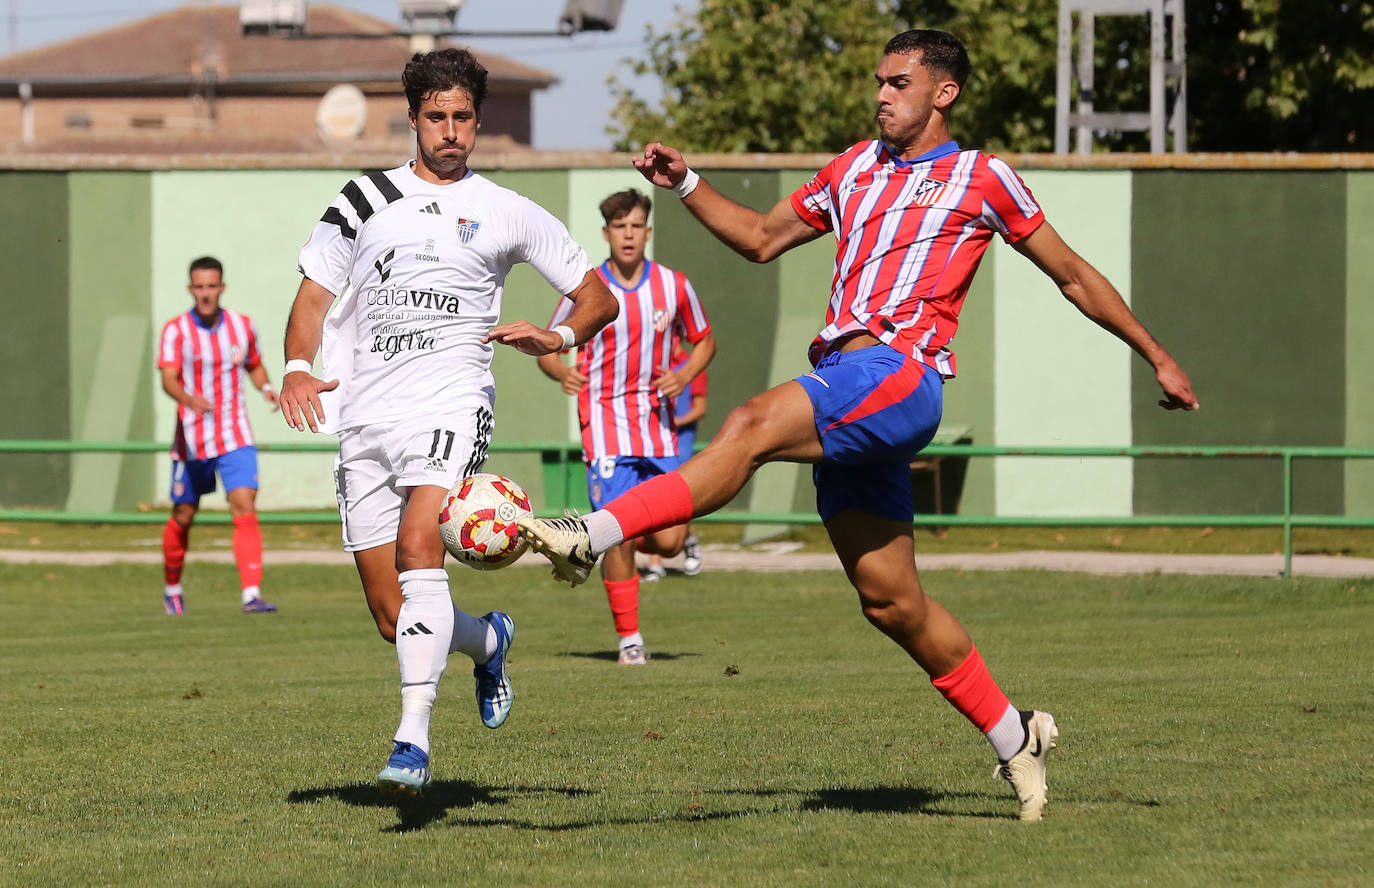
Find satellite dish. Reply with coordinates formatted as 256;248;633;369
316;84;368;142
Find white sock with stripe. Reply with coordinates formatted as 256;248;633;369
393;568;454;753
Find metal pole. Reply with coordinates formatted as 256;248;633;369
1171;0;1187;152
1055;2;1072;153
1283;451;1294;578
1076;12;1095;155
1149;0;1166;153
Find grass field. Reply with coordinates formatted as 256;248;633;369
1;561;1371;886
8;518;1374;559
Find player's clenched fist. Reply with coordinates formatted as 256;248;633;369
280;369;339;433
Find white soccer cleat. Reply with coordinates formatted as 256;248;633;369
617;643;649;666
516;512;597;587
994;710;1059;822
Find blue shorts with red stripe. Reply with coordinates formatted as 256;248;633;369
794;346;942;522
170;445;259;505
585;454;680;510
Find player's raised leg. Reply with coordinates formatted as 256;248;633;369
520;379;821;585
825;505;1056;820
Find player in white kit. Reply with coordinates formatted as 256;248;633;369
278;48;618;795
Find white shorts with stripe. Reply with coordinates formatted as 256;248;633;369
333;399;494;552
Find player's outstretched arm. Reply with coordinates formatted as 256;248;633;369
1015;222;1200;411
280;277;341;432
486;269;618;356
633;142;823;264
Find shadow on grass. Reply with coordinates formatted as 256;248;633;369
559;650;702;663
288;780;1028;831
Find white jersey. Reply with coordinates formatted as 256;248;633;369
298;162;591;432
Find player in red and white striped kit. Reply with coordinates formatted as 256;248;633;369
537;189;714;664
521;30;1199;820
157;256;278;615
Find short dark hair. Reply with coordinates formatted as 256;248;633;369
599;189;652;225
188;256;222;277
403;48;489;114
884;29;971;91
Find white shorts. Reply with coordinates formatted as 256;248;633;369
333;402;494;552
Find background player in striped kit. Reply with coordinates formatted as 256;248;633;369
157;256;279;616
520;30;1199;820
536;189;715;664
279;49;617;793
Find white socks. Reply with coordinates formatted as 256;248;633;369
985;703;1028;762
450;606;497;663
585;510;625;555
241;585;260;605
618;631;644;650
164;583;183;598
393;568;455;753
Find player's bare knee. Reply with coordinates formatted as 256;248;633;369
394;528;445;572
714;401;775;466
858;585;928;635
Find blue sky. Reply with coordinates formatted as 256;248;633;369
2;0;689;149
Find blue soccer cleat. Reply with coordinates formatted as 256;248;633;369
163;593;185;615
377;741;431;796
473;612;515;728
241;596;277;614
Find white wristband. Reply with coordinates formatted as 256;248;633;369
673;168;700;199
284;359;313;376
553;324;577;349
260;383;275;395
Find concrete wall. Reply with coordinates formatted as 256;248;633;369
2;164;1371;521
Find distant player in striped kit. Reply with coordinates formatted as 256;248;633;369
537;188;715;664
520;30;1200;820
157;256;278;616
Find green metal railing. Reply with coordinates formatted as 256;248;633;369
3;440;1372;577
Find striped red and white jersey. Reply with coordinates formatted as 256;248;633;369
550;260;711;460
157;308;262;460
789;140;1044;376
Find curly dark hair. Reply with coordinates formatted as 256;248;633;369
599;189;652;224
402;48;488;113
884;29;971;92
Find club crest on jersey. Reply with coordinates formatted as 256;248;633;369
911;177;953;207
230;345;244;365
652;309;670;332
455;217;481;245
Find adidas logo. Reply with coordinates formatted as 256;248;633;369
419;202;442;215
423;458;446;472
400;622;434;637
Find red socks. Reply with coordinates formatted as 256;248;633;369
162;518;188;585
604;471;694;541
232;514;264;590
930;645;1012;733
603;576;640;636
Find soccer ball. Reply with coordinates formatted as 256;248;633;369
439;473;533;570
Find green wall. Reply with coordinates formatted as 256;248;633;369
1130;171;1347;515
2;165;1370;522
0;173;70;508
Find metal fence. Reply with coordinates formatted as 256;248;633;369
3;440;1371;578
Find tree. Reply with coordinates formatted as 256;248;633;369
609;0;1374;154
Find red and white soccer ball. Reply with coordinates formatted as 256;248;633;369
439;473;533;570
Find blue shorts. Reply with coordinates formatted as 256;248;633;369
586;455;679;510
794;347;943;522
170;445;259;505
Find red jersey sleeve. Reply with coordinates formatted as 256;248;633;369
675;273;711;344
788;156;841;232
980;155;1045;244
157;318;181;370
242;316;263;371
690;368;708;397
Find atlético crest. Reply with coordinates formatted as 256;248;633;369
911;177;952;208
652;308;670;332
455;217;481;245
230;345;244;365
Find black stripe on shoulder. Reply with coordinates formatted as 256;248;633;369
366;169;404;204
320;207;357;240
340;180;373;224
